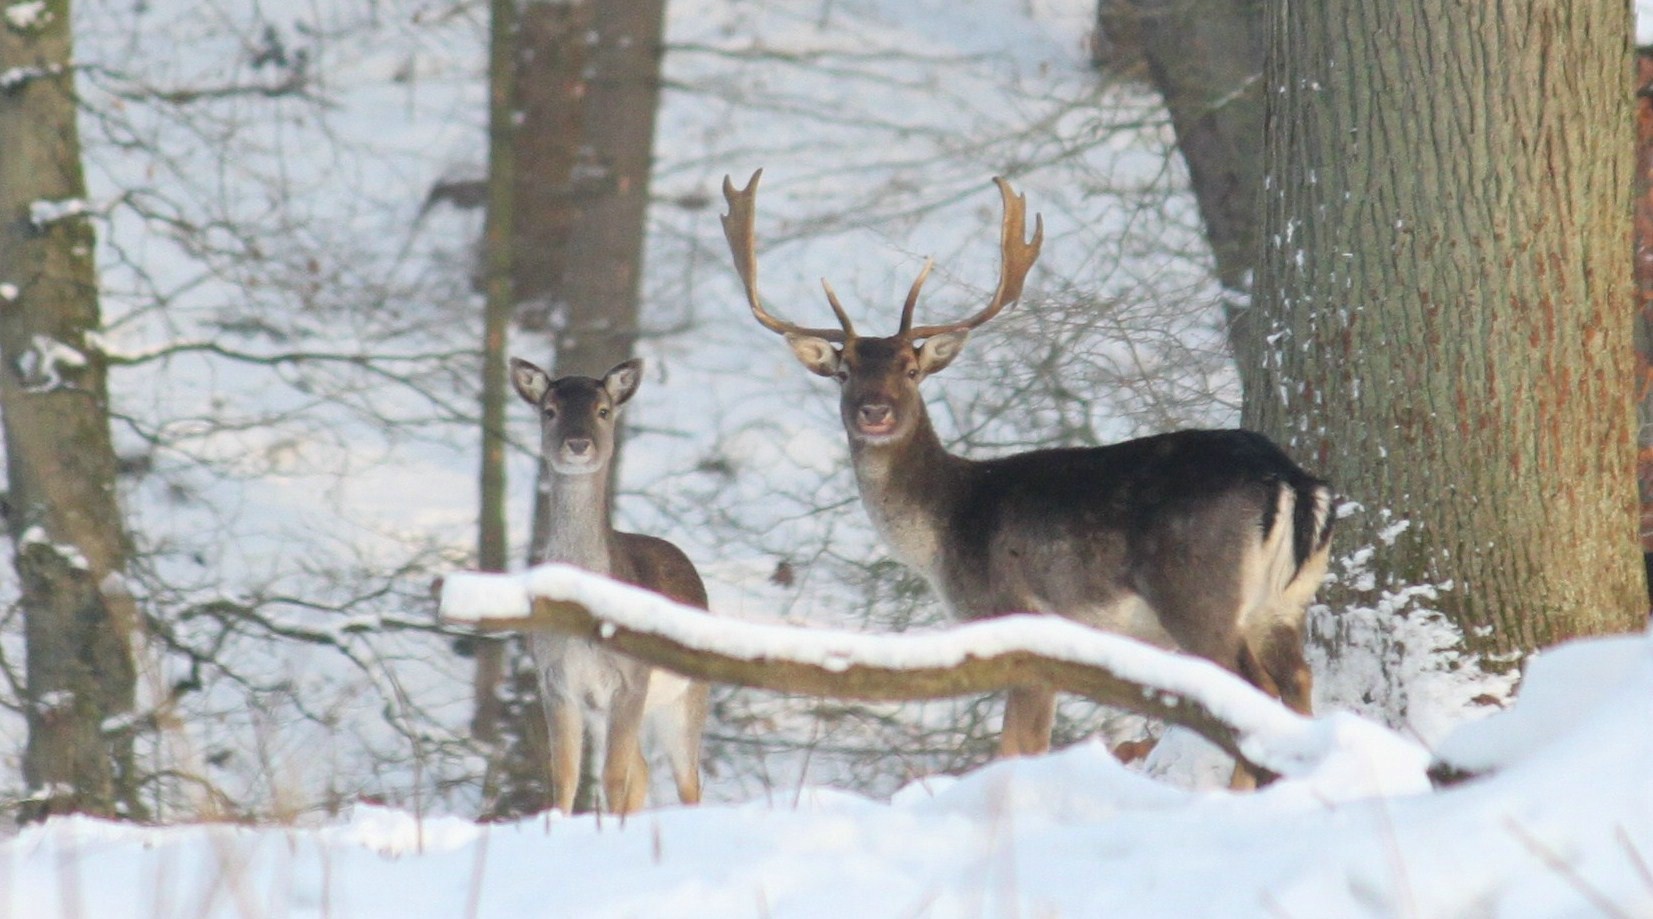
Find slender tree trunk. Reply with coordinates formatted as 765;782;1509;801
472;0;519;752
1247;0;1643;659
1122;0;1268;403
0;0;144;819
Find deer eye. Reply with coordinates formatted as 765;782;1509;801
833;370;849;382
906;368;920;380
598;407;611;419
543;408;557;419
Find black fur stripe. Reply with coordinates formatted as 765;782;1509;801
1291;484;1334;573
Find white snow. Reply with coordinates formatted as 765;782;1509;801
14;333;88;392
0;64;54;91
16;525;91;570
1;626;1649;917
28;198;88;228
3;0;47;30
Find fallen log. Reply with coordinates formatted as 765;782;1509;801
439;564;1337;783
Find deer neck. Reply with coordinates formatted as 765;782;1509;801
848;405;970;576
537;468;616;575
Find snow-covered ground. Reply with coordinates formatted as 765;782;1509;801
4;609;1650;917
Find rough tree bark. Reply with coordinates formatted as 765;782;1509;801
0;0;144;819
1246;0;1644;658
1634;47;1653;576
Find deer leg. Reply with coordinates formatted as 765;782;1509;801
544;694;584;815
1236;639;1285;701
653;681;709;806
1228;639;1299;789
602;682;651;815
998;685;1056;757
1256;623;1314;716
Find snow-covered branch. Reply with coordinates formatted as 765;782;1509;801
439;564;1417;784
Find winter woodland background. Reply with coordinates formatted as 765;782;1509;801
1;0;1651;915
5;0;1273;816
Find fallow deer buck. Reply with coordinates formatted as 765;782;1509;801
510;356;709;814
721;170;1334;766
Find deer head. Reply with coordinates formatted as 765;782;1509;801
721;170;1042;446
510;357;643;474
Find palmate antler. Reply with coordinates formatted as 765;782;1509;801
720;170;854;342
905;177;1044;340
720;170;1043;342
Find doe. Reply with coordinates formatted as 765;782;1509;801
510;356;709;814
721;170;1333;764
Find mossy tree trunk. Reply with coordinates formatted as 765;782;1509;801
1246;0;1644;660
0;0;144;820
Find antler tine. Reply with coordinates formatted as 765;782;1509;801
896;257;935;335
908;176;1043;340
818;278;857;338
721;170;850;343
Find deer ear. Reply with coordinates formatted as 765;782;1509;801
603;358;644;406
916;330;968;376
510;357;552;405
785;334;842;378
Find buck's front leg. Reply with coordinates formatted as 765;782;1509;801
998;685;1056;757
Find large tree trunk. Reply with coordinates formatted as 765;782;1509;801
1121;0;1268;403
1634;47;1653;581
0;0;144;819
1246;0;1644;659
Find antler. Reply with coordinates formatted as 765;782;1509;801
906;176;1043;340
721;170;853;343
895;258;934;335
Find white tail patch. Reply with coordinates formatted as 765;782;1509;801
1242;484;1332;634
1280;485;1334;614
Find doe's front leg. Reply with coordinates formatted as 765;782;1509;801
601;680;652;815
544;693;584;815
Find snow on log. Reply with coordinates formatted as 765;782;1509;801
439;564;1419;784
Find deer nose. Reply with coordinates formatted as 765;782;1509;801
564;438;593;456
858;404;892;426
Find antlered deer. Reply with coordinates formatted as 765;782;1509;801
510;356;709;814
721;170;1333;763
